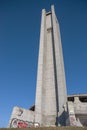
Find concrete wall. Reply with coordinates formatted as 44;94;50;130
74;96;87;114
8;106;39;128
68;95;87;127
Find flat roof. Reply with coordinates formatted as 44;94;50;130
68;94;87;97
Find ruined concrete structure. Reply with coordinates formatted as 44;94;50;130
8;106;35;128
8;95;87;128
8;6;87;128
67;94;87;126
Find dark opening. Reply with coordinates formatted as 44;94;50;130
29;105;35;111
79;97;87;102
68;97;74;102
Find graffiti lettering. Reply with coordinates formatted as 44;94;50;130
70;116;76;126
18;121;28;128
10;118;40;128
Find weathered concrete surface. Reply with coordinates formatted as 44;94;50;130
8;94;87;127
68;94;87;126
8;106;35;128
35;5;67;126
67;102;82;126
8;5;67;128
8;5;87;128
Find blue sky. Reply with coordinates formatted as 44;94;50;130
0;0;87;128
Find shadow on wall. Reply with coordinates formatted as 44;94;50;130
56;111;68;126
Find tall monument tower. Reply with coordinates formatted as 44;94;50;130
35;5;67;126
8;5;87;128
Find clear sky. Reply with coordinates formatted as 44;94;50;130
0;0;87;128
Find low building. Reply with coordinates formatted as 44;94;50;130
67;94;87;126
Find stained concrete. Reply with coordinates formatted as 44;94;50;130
35;5;67;126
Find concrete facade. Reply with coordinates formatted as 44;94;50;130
67;94;87;126
8;6;87;128
8;106;36;128
35;5;67;126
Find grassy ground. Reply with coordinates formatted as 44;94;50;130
0;127;86;130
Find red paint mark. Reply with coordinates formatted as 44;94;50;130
18;121;28;128
10;118;40;128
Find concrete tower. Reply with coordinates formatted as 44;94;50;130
35;5;67;126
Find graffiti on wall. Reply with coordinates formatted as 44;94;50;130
10;118;40;128
70;115;76;126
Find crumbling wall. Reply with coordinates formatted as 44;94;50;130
67;102;82;127
8;106;40;128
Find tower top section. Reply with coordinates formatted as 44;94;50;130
42;5;55;14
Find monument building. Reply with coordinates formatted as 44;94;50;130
8;6;87;128
35;5;67;126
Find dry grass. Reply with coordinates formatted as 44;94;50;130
0;127;87;130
